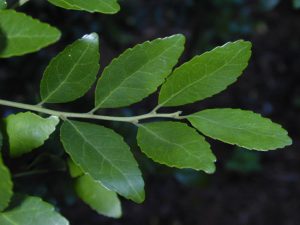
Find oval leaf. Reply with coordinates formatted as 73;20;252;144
93;34;185;110
0;0;7;9
40;33;100;104
75;174;122;218
48;0;120;14
5;112;59;157
67;158;84;178
158;40;252;107
0;132;13;211
137;121;216;173
0;196;69;225
187;108;292;151
60;120;145;203
0;10;61;58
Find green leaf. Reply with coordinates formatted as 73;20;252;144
137;121;216;173
48;0;120;14
60;120;145;203
293;0;300;8
187;108;292;151
0;132;13;211
40;33;100;104
0;10;61;58
5;112;59;157
0;196;69;225
0;0;7;9
67;158;84;178
93;34;185;110
75;174;122;218
158;40;252;107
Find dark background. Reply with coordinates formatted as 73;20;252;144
1;0;300;224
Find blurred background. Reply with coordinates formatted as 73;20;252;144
0;0;300;224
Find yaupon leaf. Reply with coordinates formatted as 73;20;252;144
67;158;84;178
93;34;185;110
187;108;292;151
5;112;59;157
0;0;7;9
0;10;61;58
158;40;252;107
0;196;69;225
137;121;216;173
60;120;145;203
0;132;13;211
75;174;122;218
40;33;100;104
48;0;120;14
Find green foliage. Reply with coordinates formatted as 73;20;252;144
294;0;300;8
0;196;69;225
158;40;251;107
75;174;122;218
187;108;292;150
0;0;6;9
0;3;293;223
48;0;120;14
5;112;59;157
94;34;185;109
60;120;145;203
0;10;60;58
137;122;216;173
40;33;100;104
0;133;13;211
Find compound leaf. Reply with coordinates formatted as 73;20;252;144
48;0;120;14
0;132;13;211
187;108;292;151
93;34;185;110
60;120;145;203
75;174;122;218
5;112;59;157
158;40;251;107
0;10;61;58
40;33;100;104
137;121;216;173
0;196;69;225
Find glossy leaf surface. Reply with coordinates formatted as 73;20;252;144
60;120;145;203
0;10;60;58
137;121;216;173
40;33;100;103
188;108;292;150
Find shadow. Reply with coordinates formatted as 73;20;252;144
0;26;7;56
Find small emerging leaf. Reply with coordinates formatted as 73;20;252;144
0;10;61;58
187;108;292;151
60;120;145;203
5;112;59;157
137;121;216;173
48;0;120;14
75;174;122;218
0;196;69;225
0;132;13;211
158;40;251;107
93;34;185;110
40;33;100;104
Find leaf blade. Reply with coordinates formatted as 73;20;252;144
158;40;252;107
40;33;100;103
75;174;122;218
0;196;69;225
48;0;120;14
137;121;216;173
60;120;145;203
0;10;61;58
94;34;185;109
187;108;292;151
5;112;59;157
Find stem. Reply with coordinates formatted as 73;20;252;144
13;168;66;178
0;99;183;123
